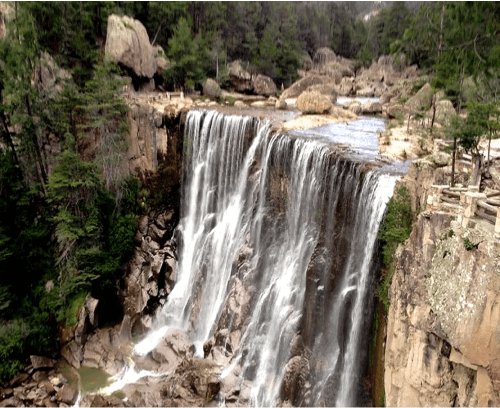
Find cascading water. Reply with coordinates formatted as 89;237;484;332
133;109;398;406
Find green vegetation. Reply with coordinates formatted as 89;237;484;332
377;185;413;312
78;366;110;394
463;237;479;251
0;3;144;382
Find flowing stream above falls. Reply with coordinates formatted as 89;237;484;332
121;110;399;406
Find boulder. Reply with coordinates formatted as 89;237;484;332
202;78;221;99
234;100;247;108
361;101;382;114
339;77;355;96
356;86;375;97
280;75;331;100
30;356;54;370
306;83;337;103
432;99;456;125
296;91;332;114
56;385;77;405
252;74;277;96
105;14;156;78
276;99;287;110
348;102;363;115
151;329;195;372
405;82;433;112
384;103;407;119
228;60;253;93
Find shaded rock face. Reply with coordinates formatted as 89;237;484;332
105;14;156;80
228;60;253;93
296;90;332;114
122;212;177;334
385;207;500;406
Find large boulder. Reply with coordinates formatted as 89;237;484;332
296;91;332;114
306;83;337;103
280;75;331;100
252;74;277;96
150;329;195;372
432;99;456;126
228;60;252;93
405;82;433;112
105;14;156;78
202;78;221;99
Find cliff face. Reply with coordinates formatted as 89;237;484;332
385;163;500;407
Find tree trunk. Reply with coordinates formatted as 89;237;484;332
450;137;457;187
470;153;482;187
430;95;437;133
25;95;48;186
487;132;492;172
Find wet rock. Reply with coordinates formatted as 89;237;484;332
82;328;126;376
32;370;49;382
151;329;195;372
148;224;166;244
56;385;77;405
296;91;332;114
281;356;309;405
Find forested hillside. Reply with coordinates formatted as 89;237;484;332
0;0;499;385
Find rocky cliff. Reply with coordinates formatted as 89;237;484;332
385;162;500;407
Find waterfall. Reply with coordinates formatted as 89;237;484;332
135;109;398;406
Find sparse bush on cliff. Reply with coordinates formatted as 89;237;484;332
377;185;413;311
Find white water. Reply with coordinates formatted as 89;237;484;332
113;110;398;406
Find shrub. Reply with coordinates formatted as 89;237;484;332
377;185;413;312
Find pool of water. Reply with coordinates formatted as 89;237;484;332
290;116;411;174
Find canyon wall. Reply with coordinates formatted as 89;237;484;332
385;161;500;406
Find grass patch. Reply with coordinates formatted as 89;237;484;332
377;185;413;313
78;366;110;394
463;237;478;251
65;292;87;327
112;390;126;399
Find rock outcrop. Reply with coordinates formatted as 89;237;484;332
105;15;156;79
385;165;500;406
